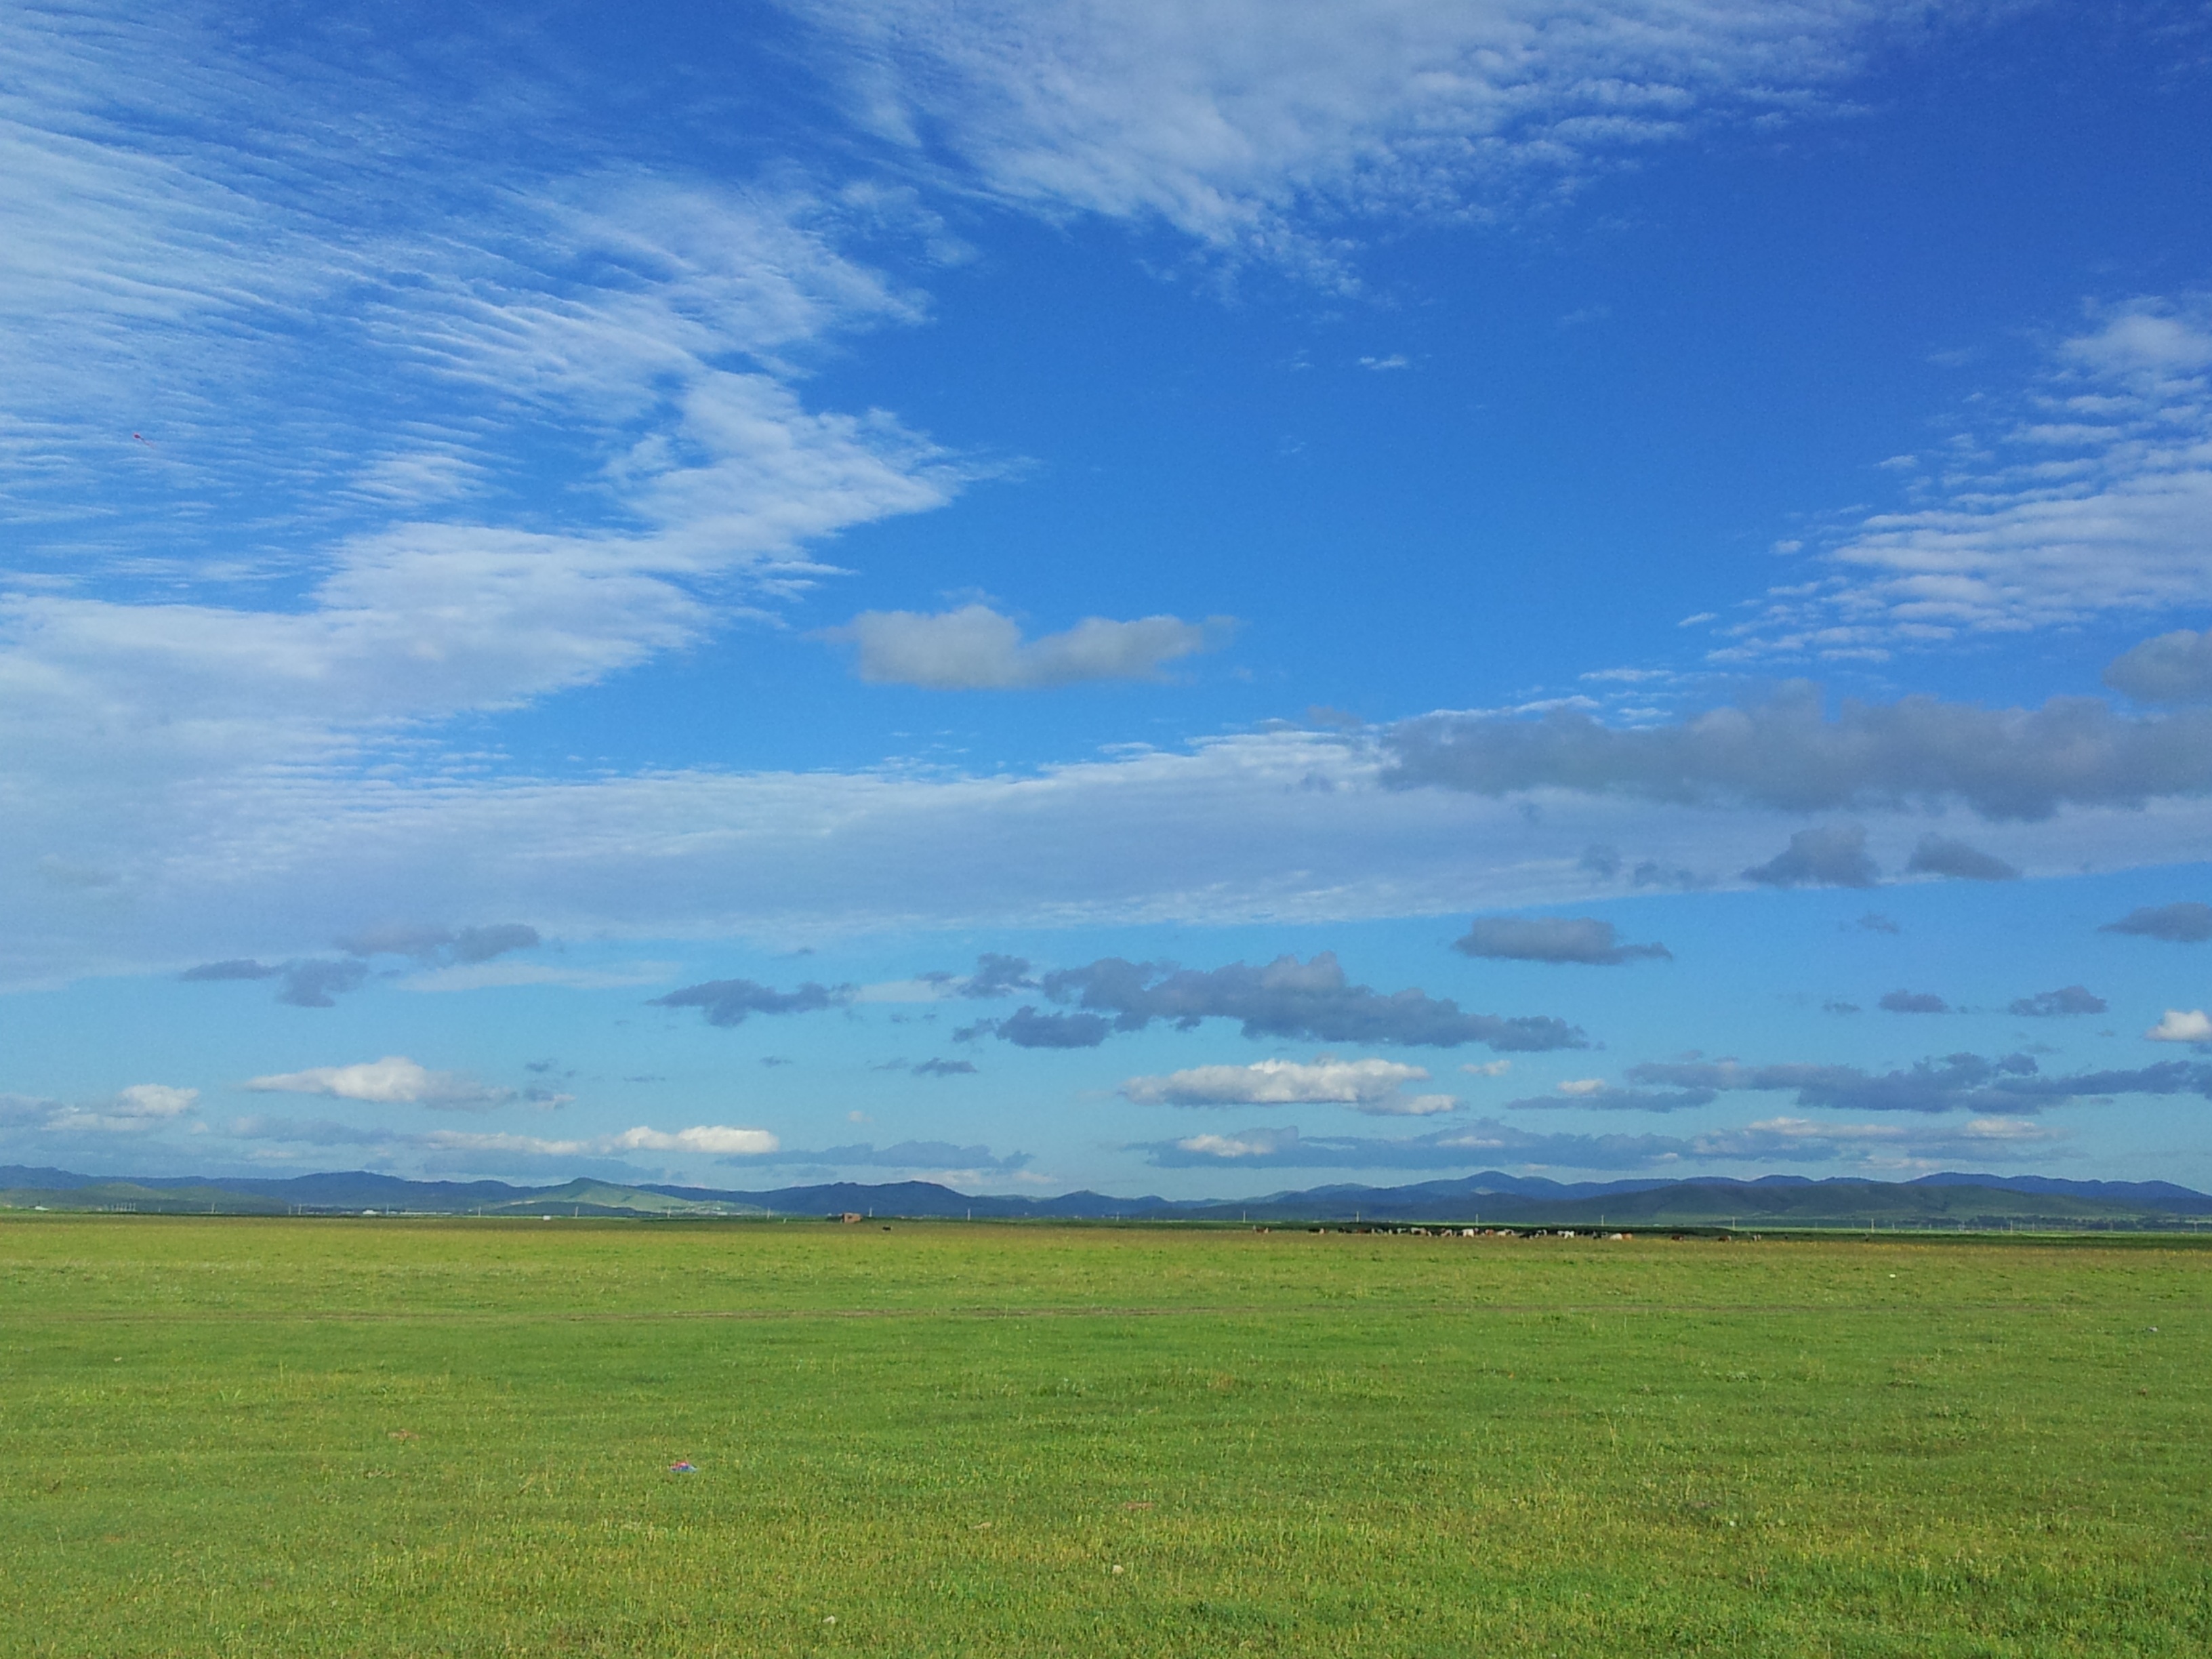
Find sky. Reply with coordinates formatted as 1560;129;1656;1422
5;0;2212;1197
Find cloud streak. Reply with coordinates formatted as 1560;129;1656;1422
826;605;1216;688
1134;1112;2060;1172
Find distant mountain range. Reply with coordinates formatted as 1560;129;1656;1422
5;1164;2212;1228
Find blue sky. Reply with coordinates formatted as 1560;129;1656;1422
7;0;2212;1196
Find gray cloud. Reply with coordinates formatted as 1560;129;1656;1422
912;1059;979;1077
1904;834;2020;882
2009;985;2108;1018
1503;1086;1717;1113
2102;902;2212;943
181;955;368;1007
2106;630;2212;705
1578;844;1622;878
1823;1000;1862;1015
180;958;281;981
964;951;1584;1052
1624;1052;2212;1115
1879;989;1950;1015
1382;683;2212;821
651;978;856;1027
340;922;541;964
1744;824;1877;888
1574;843;1702;889
1454;916;1671;966
276;960;369;1008
962;954;1037;998
962;1006;1115;1048
1856;912;1901;934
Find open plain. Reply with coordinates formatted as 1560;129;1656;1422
2;1216;2207;1656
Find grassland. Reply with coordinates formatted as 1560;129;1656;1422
1;1218;2207;1656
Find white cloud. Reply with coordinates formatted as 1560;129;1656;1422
1;1082;199;1136
246;1056;516;1111
19;721;2212;989
0;6;972;970
1719;295;2212;659
228;1115;780;1164
791;0;1938;270
826;605;1215;689
1372;1093;1461;1117
1122;1056;1433;1107
109;1083;199;1119
1171;1130;1293;1160
1555;1078;1608;1095
609;1124;782;1156
1460;1060;1512;1077
2146;1009;2212;1044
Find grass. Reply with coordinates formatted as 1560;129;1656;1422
1;1217;2207;1656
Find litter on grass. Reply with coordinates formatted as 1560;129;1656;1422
668;1461;695;1473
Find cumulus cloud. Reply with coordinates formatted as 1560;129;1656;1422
1384;683;2212;822
825;605;1216;689
1878;989;1950;1015
2008;985;2107;1018
2102;902;2212;943
2106;630;2212;705
1625;1052;2212;1115
1120;1056;1451;1115
1452;915;1671;966
651;978;856;1026
1744;825;1878;888
2146;1010;2212;1044
1904;834;2020;882
965;951;1583;1052
245;1055;520;1111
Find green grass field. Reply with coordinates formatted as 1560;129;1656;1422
2;1218;2207;1656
